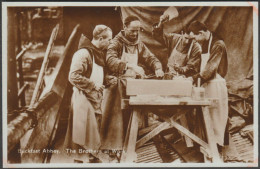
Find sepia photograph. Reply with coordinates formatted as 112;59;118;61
2;1;258;168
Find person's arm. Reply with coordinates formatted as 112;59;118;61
152;22;175;49
179;42;202;77
106;38;127;75
139;42;163;71
68;49;95;93
193;40;226;83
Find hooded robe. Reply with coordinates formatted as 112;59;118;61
100;31;162;150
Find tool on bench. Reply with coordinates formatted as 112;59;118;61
192;78;205;100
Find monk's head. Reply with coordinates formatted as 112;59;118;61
187;21;210;43
93;25;112;50
123;16;141;42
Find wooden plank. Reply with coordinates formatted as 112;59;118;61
18;82;30;98
136;122;170;149
51;25;80;97
200;146;212;158
29;24;59;107
16;43;32;61
139;122;162;136
201;106;222;163
8;91;58;153
164;116;211;156
129;96;211;106
120;108;141;163
126;79;192;96
179;115;194;147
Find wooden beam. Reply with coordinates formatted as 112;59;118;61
166;115;211;156
29;24;59;107
121;108;141;163
16;47;26;61
201;106;222;163
138;122;162;136
51;24;80;97
129;96;211;106
16;11;26;107
17;82;30;98
136;122;170;149
8;91;58;153
126;79;192;96
16;43;32;61
179;115;194;147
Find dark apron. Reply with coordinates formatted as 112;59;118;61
100;44;138;150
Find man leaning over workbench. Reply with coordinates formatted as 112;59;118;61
100;15;164;160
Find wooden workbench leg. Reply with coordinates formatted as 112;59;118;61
179;114;194;147
120;108;141;163
202;106;222;163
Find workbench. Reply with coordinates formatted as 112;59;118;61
120;79;222;163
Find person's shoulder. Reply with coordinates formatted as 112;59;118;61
214;39;226;48
193;41;202;52
108;33;122;48
212;33;226;48
73;48;91;61
111;32;122;42
75;48;90;56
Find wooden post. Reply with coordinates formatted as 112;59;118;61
120;108;141;163
201;106;222;163
136;122;170;149
16;11;26;107
179;115;194;147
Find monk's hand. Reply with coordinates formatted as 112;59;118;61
94;83;105;92
173;65;185;74
127;63;145;78
106;75;117;85
155;69;164;78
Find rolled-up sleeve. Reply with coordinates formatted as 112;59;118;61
69;49;95;93
106;39;127;75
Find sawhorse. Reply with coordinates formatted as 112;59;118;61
120;96;222;163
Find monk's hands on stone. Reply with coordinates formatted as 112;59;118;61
106;75;117;85
155;69;164;78
173;65;185;74
127;63;145;78
94;83;105;92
